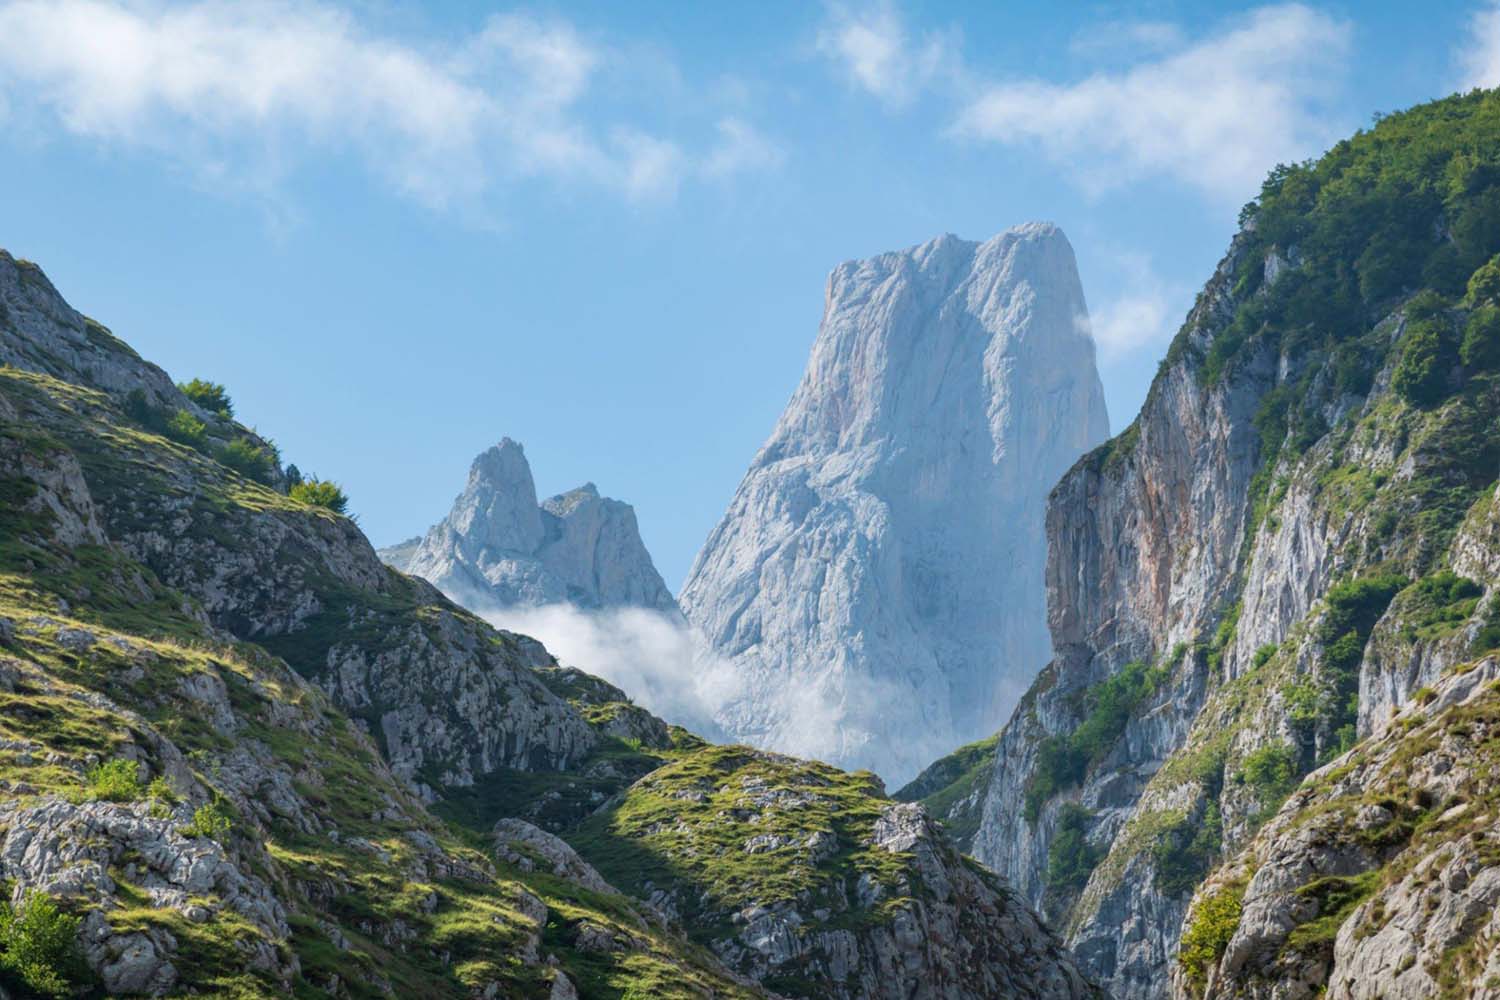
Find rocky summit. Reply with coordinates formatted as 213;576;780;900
0;249;1096;998
680;223;1110;784
383;438;680;616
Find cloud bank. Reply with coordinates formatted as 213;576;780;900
0;0;782;208
482;603;737;743
478;602;866;775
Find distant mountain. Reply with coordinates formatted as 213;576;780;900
380;438;680;616
680;223;1110;784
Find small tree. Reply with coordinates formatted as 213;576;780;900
1465;253;1500;307
0;891;86;999
85;759;143;802
215;439;275;484
1391;318;1456;407
179;378;233;417
290;478;349;515
164;409;207;448
1461;306;1500;369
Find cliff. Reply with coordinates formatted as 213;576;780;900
935;89;1500;998
681;224;1109;783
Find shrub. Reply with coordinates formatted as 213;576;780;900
85;759;142;802
164;409;208;448
178;378;233;417
215;439;275;484
1242;742;1298;802
1178;880;1246;991
1461;306;1500;369
1045;804;1102;893
0;891;86;999
1152;801;1224;895
1252;644;1279;669
182;800;232;841
1391;317;1457;408
290;478;349;515
1465;253;1500;307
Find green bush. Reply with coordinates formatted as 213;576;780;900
1242;742;1298;800
1152;800;1224;896
0;891;86;999
1391;317;1457;408
178;378;233;417
1461;306;1500;369
290;478;349;515
1465;253;1500;307
215;439;275;484
1177;880;1245;990
1045;804;1102;893
182;800;232;841
164;409;208;448
85;759;142;802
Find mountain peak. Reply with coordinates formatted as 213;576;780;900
391;442;679;616
681;223;1109;783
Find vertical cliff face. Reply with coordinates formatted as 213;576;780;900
680;224;1109;783
950;91;1500;1000
389;439;681;616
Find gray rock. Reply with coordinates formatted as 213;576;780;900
391;439;681;616
681;224;1109;784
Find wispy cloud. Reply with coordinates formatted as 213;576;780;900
1067;20;1185;59
814;3;1350;205
1085;252;1186;360
954;3;1356;203
1458;2;1500;90
702;117;787;178
954;5;1351;203
815;1;958;107
0;0;780;208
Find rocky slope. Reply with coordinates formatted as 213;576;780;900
384;440;680;617
572;745;1100;1000
0;250;1095;998
910;90;1500;999
680;224;1109;783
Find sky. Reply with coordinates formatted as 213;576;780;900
1;1;1497;590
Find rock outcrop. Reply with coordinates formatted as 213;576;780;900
680;224;1109;783
387;439;680;616
572;745;1103;999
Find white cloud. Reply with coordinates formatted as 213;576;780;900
475;600;862;771
0;0;778;208
1458;3;1500;90
816;1;957;107
702;117;787;178
481;603;738;742
953;4;1351;202
1084;253;1185;359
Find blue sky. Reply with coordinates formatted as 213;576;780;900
1;1;1496;588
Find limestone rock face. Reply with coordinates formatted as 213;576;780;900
680;224;1109;784
389;440;680;616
